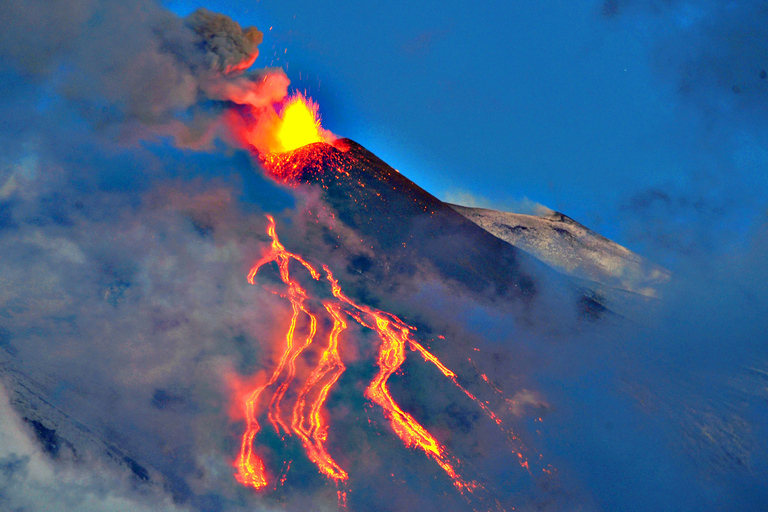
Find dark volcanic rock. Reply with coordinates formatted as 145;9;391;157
262;139;566;305
24;418;60;456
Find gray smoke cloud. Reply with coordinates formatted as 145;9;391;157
187;8;264;74
0;381;193;512
0;1;299;509
0;0;288;149
0;162;291;508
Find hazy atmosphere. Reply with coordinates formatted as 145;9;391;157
1;1;766;511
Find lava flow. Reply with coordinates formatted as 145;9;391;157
235;215;482;492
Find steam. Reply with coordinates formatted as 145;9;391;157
599;0;768;264
442;189;553;217
0;383;189;512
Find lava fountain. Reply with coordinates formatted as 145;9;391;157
228;91;335;159
274;93;328;152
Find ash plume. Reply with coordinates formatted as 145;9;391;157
0;1;297;509
186;7;264;74
0;0;288;149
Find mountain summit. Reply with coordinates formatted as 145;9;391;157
260;138;651;318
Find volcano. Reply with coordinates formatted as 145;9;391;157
3;3;767;510
0;135;665;511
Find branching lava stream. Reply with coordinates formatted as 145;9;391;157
234;215;530;497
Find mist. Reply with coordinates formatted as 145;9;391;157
1;0;767;511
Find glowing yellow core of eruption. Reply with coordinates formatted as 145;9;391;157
275;94;325;153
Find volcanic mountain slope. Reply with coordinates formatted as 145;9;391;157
449;204;670;298
264;138;607;317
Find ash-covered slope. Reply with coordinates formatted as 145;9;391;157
264;139;605;315
0;358;160;486
450;204;670;298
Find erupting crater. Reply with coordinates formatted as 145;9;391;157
273;93;329;152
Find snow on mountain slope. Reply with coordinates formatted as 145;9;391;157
449;204;670;299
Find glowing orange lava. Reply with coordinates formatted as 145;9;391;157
226;91;334;158
323;268;467;489
234;216;523;494
274;93;327;153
